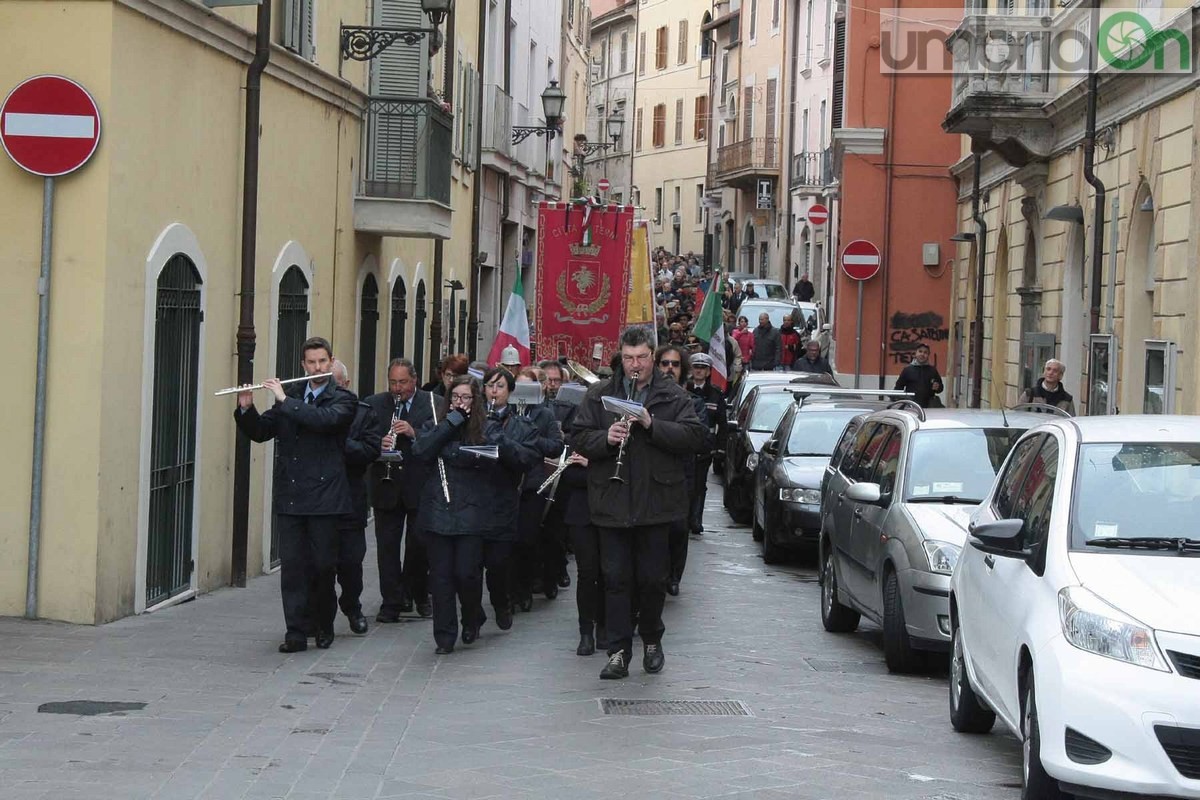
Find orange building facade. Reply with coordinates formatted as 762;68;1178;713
831;0;959;394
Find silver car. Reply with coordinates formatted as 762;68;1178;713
819;408;1043;672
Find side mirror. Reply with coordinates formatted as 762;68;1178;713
846;482;882;505
763;439;778;455
727;419;740;430
968;518;1025;550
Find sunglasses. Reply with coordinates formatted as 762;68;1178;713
659;359;681;367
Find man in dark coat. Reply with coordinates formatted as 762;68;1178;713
571;327;707;679
750;313;782;371
656;345;706;596
796;340;834;375
327;359;381;635
794;272;815;302
685;353;725;535
366;358;435;621
894;342;944;408
235;336;355;653
1017;358;1076;415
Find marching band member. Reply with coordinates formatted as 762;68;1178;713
512;368;565;612
234;337;355;654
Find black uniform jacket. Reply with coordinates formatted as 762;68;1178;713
520;404;566;493
687;380;726;455
895;362;943;408
412;409;540;538
365;389;435;511
234;381;356;516
342;401;382;527
570;369;707;528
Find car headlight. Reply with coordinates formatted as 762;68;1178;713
1057;586;1168;671
780;487;822;504
921;540;961;575
746;452;759;470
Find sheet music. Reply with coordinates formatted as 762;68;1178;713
602;396;646;418
460;445;500;460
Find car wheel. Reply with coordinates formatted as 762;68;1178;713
1022;672;1064;800
882;570;923;674
949;621;996;734
820;546;860;633
751;518;765;542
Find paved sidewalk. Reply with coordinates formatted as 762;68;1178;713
0;479;1022;799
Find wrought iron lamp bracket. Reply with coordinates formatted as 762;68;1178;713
512;127;557;145
341;25;436;61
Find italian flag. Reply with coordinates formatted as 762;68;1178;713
487;271;531;366
693;272;728;390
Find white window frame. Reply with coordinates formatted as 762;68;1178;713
1143;340;1177;414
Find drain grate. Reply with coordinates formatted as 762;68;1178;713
599;699;753;716
804;658;888;674
38;701;147;716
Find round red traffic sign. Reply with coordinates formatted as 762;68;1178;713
1;75;101;177
597;178;611;192
841;239;881;281
807;204;829;226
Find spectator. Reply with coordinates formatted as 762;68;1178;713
750;313;781;371
894;342;944;408
794;272;815;302
730;315;754;368
795;340;833;375
1018;359;1076;415
778;314;802;371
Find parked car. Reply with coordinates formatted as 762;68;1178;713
726;274;789;301
724;385;802;524
734;299;806;334
819;407;1041;672
716;371;797;474
753;396;890;563
950;415;1200;800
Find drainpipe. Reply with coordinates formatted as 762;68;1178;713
1083;5;1105;336
468;0;487;360
969;150;986;409
231;0;271;588
876;1;899;389
781;0;799;286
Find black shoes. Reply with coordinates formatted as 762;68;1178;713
558;572;571;588
643;643;665;674
278;639;307;654
544;584;558;600
315;630;335;649
462;625;480;644
577;633;596;656
517;593;534;612
599;651;629;680
416;601;433;618
495;606;514;631
348;613;369;635
398;594;414;613
667;582;680;597
375;610;400;624
435;644;454;655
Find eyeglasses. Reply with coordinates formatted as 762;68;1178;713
659;359;681;367
450;394;473;402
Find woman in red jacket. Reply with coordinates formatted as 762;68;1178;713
730;316;754;372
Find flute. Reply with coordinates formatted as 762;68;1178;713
214;373;333;396
430;393;451;503
537;447;570;495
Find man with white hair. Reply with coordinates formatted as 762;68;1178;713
1018;358;1076;414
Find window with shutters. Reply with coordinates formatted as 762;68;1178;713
749;0;758;42
678;20;688;64
674;98;684;144
283;0;316;61
765;78;777;142
772;0;781;30
655;188;664;222
695;183;704;223
639;32;647;75
742;86;754;140
620;32;629;73
652;103;666;147
831;18;845;129
694;95;708;140
655;26;668;70
635;106;644;150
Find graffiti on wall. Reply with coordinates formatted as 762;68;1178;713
889;311;950;366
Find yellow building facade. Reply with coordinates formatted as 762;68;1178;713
944;3;1199;416
0;0;477;623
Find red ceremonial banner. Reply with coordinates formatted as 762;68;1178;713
534;201;635;366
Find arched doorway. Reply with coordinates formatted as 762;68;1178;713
146;254;203;607
272;265;310;567
724;219;735;269
414;280;427;382
990;227;1010;407
390;277;408;359
1123;185;1158;412
358;273;379;395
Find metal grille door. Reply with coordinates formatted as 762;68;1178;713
390;278;407;359
358;274;379;395
271;266;310;567
146;255;203;607
413;280;427;382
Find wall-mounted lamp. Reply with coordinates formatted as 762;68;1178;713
1140;196;1154;212
1044;204;1085;224
949;231;976;242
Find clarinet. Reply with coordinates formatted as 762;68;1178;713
430;393;451;503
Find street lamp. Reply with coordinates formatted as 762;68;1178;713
606;110;625;145
340;0;455;60
574;110;626;157
445;279;465;353
513;81;567;144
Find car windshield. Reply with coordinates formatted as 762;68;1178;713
793;306;818;330
1072;442;1200;550
749;393;795;432
904;428;1024;503
734;374;792;411
784;411;861;457
759;283;788;300
738;303;798;330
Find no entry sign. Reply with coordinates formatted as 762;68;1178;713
841;239;881;281
597;178;611;192
807;204;829;226
1;75;101;177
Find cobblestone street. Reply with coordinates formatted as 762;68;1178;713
0;478;1023;799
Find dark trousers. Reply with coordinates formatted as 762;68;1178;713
668;519;689;584
690;456;712;532
277;514;339;643
326;522;366;617
513;492;543;599
425;533;484;648
570;524;605;636
598;524;669;657
374;505;428;613
483;539;513;613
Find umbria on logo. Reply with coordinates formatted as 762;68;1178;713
878;6;1193;77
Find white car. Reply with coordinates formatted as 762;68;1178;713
949;416;1200;799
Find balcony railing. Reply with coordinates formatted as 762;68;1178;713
790;148;833;190
947;14;1052;115
481;83;512;158
359;96;452;206
716;137;780;178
